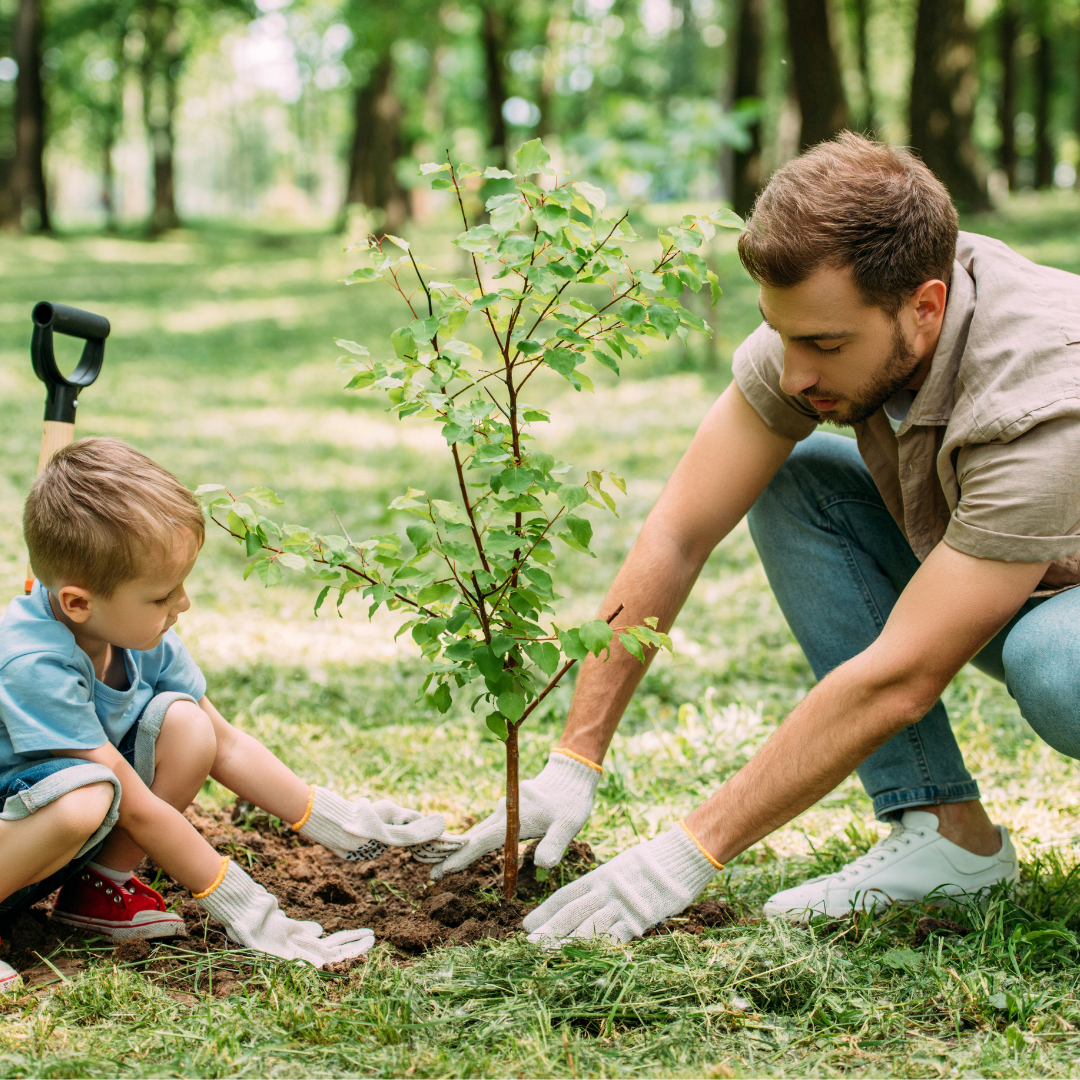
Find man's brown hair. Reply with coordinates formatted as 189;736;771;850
738;132;959;315
24;437;205;597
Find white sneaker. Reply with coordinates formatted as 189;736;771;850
763;810;1018;924
0;958;19;993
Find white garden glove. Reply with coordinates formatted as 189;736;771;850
297;786;453;862
523;823;720;946
196;860;375;965
430;751;600;881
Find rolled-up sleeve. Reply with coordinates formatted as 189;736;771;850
732;323;819;442
945;417;1080;562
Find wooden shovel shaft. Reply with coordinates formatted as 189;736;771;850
25;420;75;593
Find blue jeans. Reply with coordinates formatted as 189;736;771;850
747;431;1079;820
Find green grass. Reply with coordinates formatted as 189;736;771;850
2;194;1080;1077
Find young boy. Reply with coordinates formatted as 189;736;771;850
0;438;459;990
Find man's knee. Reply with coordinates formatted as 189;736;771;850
1004;630;1080;758
159;700;217;769
47;781;115;843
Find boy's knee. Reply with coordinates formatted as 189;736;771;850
49;781;115;841
160;700;217;763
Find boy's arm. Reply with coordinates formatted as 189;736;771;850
54;742;222;891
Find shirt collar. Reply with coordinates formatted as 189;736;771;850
899;258;975;431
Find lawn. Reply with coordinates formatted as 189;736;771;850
2;191;1080;1077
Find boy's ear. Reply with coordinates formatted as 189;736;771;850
55;585;94;624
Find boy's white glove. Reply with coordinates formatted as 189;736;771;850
197;860;374;964
299;787;451;862
523;824;719;946
430;751;600;881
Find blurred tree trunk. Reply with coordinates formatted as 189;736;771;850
849;0;876;132
783;0;851;149
344;53;409;233
1033;32;1054;188
909;0;989;210
8;0;49;231
479;0;511;167
996;0;1018;190
141;0;181;233
726;0;764;217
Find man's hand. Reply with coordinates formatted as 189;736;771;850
523;825;719;945
299;788;457;862
197;859;374;965
430;752;600;880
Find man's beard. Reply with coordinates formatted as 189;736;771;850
809;323;921;427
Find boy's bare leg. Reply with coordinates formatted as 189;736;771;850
0;783;115;903
95;700;218;874
200;698;311;824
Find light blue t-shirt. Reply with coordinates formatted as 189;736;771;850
0;582;207;769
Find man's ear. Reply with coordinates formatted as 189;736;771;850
909;279;947;333
55;584;94;624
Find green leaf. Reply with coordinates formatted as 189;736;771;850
313;584;333;616
710;207;745;229
193;484;231;509
391;327;416;358
497;691;526;722
578;619;614;657
525;640;561;675
486;713;509;741
432;683;453;713
559;484;588;509
345;371;375;391
572;181;606;211
513;138;552;176
243;486;284;508
244;529;262;557
344;267;380;285
563;514;593;549
335;339;370;356
533;203;569;236
649;303;681;339
619;300;647;326
431;499;469;525
544;347;581;382
707;269;722;306
473;645;503;681
638;271;663;293
490;197;525;233
557;628;588;661
472;292;501;310
490;634;516;658
252;558;282;587
418;582;455;605
515;338;544;355
278;552;307;571
678;266;702;292
420;162;451;175
484;166;516;179
407;522;436;551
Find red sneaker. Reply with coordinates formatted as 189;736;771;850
52;868;188;940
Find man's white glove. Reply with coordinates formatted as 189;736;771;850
430;751;600;881
197;860;375;964
522;824;720;945
298;787;453;862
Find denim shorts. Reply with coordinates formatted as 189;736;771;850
0;691;195;914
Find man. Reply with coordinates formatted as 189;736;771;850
433;132;1080;941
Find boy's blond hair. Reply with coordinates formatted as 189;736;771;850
24;437;205;597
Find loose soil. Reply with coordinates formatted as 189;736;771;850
0;800;743;995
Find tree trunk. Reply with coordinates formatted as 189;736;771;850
479;0;510;168
343;53;409;234
783;0;851;149
997;0;1018;190
1033;33;1054;189
909;0;989;211
727;0;764;217
502;722;519;902
141;0;181;233
850;0;876;132
9;0;49;231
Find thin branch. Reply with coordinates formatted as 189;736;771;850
484;385;510;420
452;442;492;574
472;571;493;643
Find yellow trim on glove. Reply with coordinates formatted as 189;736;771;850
291;786;316;831
192;856;230;899
553;747;603;774
678;820;724;871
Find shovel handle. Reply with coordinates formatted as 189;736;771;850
25;420;76;593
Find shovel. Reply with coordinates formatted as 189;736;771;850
25;301;110;593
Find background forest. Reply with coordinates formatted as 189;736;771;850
0;0;1079;235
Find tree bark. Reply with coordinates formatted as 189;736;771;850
141;0;181;233
727;0;764;218
502;722;519;901
1033;33;1054;189
997;0;1018;190
9;0;49;231
849;0;876;132
479;0;510;168
783;0;851;149
909;0;989;211
343;53;409;233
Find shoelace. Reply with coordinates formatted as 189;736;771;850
837;825;930;880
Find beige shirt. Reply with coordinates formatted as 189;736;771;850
733;231;1080;596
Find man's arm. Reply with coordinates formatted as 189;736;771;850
561;381;795;764
685;542;1049;862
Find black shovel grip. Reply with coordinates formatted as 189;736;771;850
31;301;111;424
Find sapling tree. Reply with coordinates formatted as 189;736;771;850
197;139;741;900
